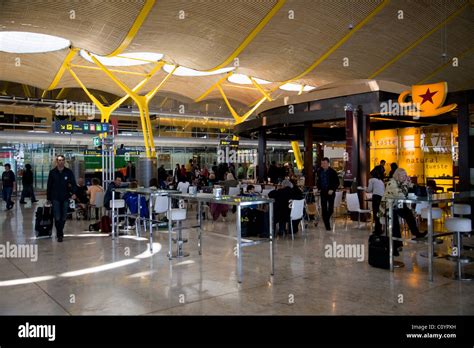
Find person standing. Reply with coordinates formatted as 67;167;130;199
20;164;38;204
316;157;340;231
2;163;16;210
46;155;77;242
374;160;386;179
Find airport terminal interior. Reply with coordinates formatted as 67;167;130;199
0;0;473;316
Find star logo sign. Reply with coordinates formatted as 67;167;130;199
419;88;437;105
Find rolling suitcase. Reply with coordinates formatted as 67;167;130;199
368;234;390;269
35;205;53;237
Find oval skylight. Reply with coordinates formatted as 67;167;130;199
0;31;70;53
80;50;163;66
227;73;271;85
163;64;234;76
279;83;316;92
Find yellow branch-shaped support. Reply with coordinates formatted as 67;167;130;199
291;141;304;171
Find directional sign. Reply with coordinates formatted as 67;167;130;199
93;137;100;147
53;121;110;135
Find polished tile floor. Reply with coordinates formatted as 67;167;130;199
1;196;473;315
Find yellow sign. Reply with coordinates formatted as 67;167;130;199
398;82;457;117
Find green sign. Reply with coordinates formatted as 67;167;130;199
93;137;100;147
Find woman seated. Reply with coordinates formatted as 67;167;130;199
87;178;104;219
382;168;427;255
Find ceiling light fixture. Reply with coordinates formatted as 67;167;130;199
163;64;234;76
0;31;70;53
279;83;316;92
227;73;271;85
80;50;163;66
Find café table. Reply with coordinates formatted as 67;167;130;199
167;192;275;283
385;191;473;281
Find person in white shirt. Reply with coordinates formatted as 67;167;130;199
367;167;385;235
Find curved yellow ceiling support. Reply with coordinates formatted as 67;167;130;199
41;48;79;97
205;0;286;71
105;0;156;57
369;1;470;79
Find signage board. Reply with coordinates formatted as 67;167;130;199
53;121;109;134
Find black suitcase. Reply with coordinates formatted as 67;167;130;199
368;234;390;269
35;206;53;237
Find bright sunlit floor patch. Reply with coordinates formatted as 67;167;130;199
119;235;148;241
59;259;139;277
134;243;161;259
0;275;56;287
127;270;157;279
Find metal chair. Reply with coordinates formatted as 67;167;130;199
444;217;473;281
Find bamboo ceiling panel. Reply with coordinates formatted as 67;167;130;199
234;0;384;83
0;0;145;56
376;7;474;86
123;0;278;70
0;49;68;89
294;0;468;87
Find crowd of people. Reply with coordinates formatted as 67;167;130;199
1;156;434;251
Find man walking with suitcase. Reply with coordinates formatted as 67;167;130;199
46;155;77;242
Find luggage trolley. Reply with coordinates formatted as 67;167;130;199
304;188;320;227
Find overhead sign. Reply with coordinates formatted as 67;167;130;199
219;139;239;148
93;137;100;147
116;149;141;156
83;149;102;156
53;121;109;134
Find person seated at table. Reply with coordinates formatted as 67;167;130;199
149;178;158;189
268;179;295;236
87;178;104;219
366;167;384;235
382;168;427;255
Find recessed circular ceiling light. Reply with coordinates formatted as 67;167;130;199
227;73;271;85
0;31;70;53
279;83;316;92
80;50;163;66
163;64;234;76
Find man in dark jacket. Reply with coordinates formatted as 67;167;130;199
2;163;16;210
47;155;77;242
20;164;38;204
316;157;340;231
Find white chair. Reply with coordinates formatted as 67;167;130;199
177;182;190;194
289;199;305;240
444;217;473;281
333;191;343;217
111;199;125;237
254;185;262;193
228;187;240;196
345;193;371;229
452;204;471;218
241;184;248;192
169;199;188;258
89;191;104;220
262;188;273;197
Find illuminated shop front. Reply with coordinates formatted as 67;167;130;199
370;125;458;190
